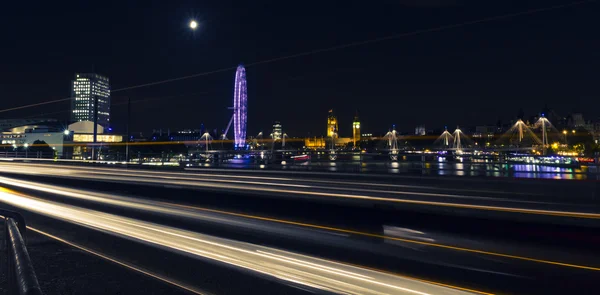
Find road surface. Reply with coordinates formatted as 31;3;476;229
0;162;598;294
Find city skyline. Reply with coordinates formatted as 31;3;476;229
2;66;596;141
3;69;597;139
1;3;599;295
1;1;598;137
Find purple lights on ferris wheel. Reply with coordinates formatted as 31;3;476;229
233;65;248;148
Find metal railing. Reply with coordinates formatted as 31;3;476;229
1;209;42;295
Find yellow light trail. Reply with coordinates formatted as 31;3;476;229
1;163;595;219
0;170;597;273
72;166;541;203
164;202;600;272
0;161;551;201
0;187;481;295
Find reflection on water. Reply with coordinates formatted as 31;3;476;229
388;161;400;174
194;156;594;180
455;163;464;176
511;164;586;180
438;163;445;176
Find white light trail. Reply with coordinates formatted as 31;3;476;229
0;188;476;295
0;163;561;208
1;175;597;272
0;162;595;218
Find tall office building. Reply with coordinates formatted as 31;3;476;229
327;109;338;138
352;114;361;146
272;121;282;140
71;73;111;127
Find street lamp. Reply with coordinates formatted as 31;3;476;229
189;20;198;30
563;130;567;143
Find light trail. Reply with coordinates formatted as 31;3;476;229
0;161;565;200
62;167;549;204
164;203;600;272
0;187;478;295
0;175;597;272
0;163;584;212
39;175;600;218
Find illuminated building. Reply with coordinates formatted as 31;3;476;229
71;73;111;127
67;121;123;159
327;110;338;138
1;123;66;154
415;125;426;136
352;115;360;146
304;136;352;149
72;134;123;143
272;121;282;140
305;136;326;149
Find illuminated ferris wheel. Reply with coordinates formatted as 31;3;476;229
222;64;248;149
232;65;247;148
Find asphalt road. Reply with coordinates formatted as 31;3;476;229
0;162;599;294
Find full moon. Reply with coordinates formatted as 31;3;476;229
189;20;198;29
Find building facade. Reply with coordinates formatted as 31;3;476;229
1;123;66;154
327;110;338;138
67;121;122;159
571;113;585;128
415;125;426;136
352;115;361;146
272;121;282;140
71;73;111;127
304;136;352;149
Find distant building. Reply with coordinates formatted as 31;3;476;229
572;113;585;128
352;115;361;146
71;73;111;127
272;121;282;140
68;121;122;144
1;121;66;154
473;126;496;140
67;121;123;159
1;119;123;159
415;125;426;136
0;119;58;131
327;110;338;138
170;129;202;142
305;136;326;149
592;120;600;144
304;136;352;149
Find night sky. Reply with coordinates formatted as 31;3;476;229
1;0;598;137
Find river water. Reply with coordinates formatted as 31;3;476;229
194;153;600;180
